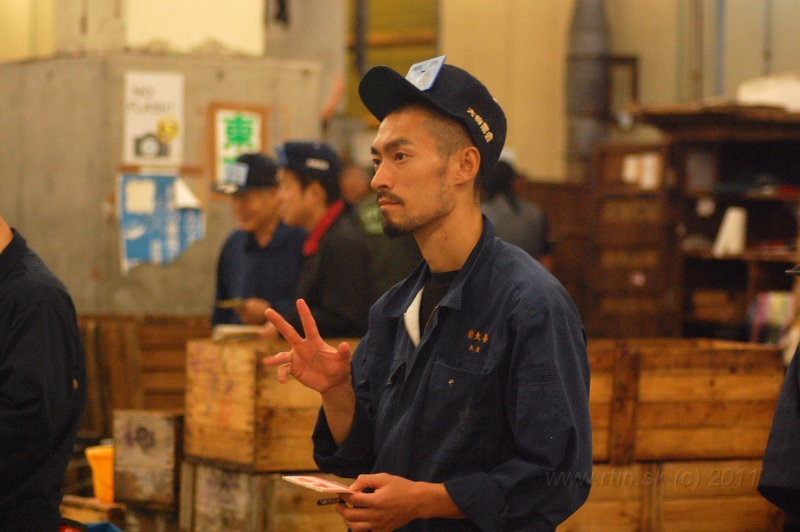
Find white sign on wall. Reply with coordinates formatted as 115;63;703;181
124;71;185;166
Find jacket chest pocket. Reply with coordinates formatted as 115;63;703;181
418;361;505;465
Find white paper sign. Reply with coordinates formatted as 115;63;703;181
124;71;185;166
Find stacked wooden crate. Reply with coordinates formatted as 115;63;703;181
560;338;786;531
160;334;784;531
178;459;347;532
60;495;126;529
113;409;184;532
77;315;212;438
180;338;358;532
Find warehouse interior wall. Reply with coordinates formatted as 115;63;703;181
439;0;800;180
4;0;800;314
0;56;323;314
7;0;800;178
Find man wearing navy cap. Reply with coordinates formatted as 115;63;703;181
264;59;591;531
262;141;374;339
212;152;306;326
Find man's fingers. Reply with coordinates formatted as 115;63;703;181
264;308;303;344
277;362;292;382
340;507;380;532
350;473;387;492
295;299;322;340
262;350;292;367
337;341;352;361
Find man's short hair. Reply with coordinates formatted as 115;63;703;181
412;102;474;164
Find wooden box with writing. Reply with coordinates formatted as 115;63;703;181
178;459;350;532
184;339;358;472
113;409;183;511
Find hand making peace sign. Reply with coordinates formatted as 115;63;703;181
261;299;353;394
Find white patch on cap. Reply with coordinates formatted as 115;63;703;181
406;55;446;91
223;162;249;185
305;158;330;171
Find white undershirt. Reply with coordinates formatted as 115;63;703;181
403;288;424;347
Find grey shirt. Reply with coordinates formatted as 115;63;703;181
481;196;548;258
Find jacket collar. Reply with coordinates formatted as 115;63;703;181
0;229;27;284
303;199;346;257
382;216;497;319
244;221;301;251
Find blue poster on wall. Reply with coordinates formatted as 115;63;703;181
117;173;204;273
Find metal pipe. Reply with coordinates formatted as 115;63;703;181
565;0;610;183
688;0;703;101
763;0;773;75
715;0;726;96
354;0;369;77
676;0;686;101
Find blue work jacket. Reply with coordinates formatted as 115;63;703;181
212;223;306;326
313;219;592;531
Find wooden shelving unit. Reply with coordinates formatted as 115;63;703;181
588;104;800;341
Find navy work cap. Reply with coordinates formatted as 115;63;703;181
213;152;278;194
358;60;507;175
276;141;342;187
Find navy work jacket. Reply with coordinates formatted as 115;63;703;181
758;346;800;514
313;219;592;531
212;223;306;326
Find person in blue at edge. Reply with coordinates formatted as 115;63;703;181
0;214;87;531
759;265;800;530
212;152;306;327
262;59;592;531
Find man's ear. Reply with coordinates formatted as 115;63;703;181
453;146;481;185
304;180;328;204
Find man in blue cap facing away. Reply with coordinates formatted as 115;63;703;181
263;58;592;531
261;141;374;339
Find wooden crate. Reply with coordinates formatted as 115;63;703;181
137;316;212;410
113;409;183;510
556;463;653;532
587;338;784;465
587;341;615;463
557;460;783;532
184;338;358;472
60;495;126;529
124;506;179;532
178;459;350;532
516;180;592;324
78;315;211;438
